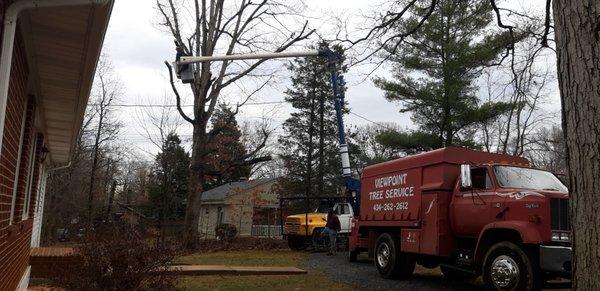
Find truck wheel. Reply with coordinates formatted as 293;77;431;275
482;242;541;291
288;236;306;250
312;228;326;251
440;265;477;280
374;233;415;279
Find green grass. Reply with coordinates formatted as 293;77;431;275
176;250;354;291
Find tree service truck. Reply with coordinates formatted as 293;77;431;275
347;147;571;291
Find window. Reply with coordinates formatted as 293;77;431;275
493;166;567;192
470;167;492;190
340;204;351;215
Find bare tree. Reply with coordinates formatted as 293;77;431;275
240;119;277;179
135;94;183;152
480;37;558;156
156;0;314;248
86;55;123;223
524;125;566;174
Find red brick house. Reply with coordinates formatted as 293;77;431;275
0;1;113;290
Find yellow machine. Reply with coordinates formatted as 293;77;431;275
284;202;354;250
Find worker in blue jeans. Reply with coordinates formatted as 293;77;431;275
322;209;341;255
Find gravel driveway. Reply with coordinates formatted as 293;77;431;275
306;252;571;291
306;252;483;291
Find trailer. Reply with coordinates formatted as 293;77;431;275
348;147;571;291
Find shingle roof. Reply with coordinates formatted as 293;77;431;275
198;177;278;202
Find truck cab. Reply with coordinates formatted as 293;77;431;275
451;164;571;288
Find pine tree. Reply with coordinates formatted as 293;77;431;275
278;42;347;197
147;133;189;236
204;105;251;190
374;0;514;149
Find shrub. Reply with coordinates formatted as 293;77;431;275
51;222;178;291
214;223;237;242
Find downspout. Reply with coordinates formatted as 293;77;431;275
0;0;110;163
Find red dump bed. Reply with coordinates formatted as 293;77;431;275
359;147;529;223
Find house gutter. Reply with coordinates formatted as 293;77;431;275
0;0;110;162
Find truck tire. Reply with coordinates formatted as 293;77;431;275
482;241;541;291
374;233;415;279
287;236;306;250
312;228;326;251
348;249;358;262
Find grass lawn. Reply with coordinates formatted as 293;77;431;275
176;250;354;291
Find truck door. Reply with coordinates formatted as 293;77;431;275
334;203;353;233
450;167;495;237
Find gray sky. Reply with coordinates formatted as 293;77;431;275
101;0;559;158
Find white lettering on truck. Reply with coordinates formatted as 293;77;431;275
374;173;408;188
370;172;415;212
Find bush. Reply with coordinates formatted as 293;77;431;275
51;223;179;291
214;223;237;242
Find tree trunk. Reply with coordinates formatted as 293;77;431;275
552;1;600;289
105;180;117;220
183;124;205;249
87;110;104;224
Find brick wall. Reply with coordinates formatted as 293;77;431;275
0;13;41;291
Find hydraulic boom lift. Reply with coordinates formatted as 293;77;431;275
174;47;361;214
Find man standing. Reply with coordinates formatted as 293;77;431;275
323;209;341;256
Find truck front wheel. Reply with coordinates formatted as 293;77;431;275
287;236;306;250
482;241;541;291
374;233;415;279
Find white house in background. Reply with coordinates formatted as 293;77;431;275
195;178;281;238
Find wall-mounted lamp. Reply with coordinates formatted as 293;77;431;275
41;146;49;162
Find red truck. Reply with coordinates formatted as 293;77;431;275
347;147;571;291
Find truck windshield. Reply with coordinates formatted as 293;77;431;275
315;203;333;213
493;166;568;192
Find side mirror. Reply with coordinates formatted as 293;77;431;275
461;164;472;188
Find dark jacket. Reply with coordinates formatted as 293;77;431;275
325;212;341;232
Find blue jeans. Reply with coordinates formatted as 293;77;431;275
322;228;337;253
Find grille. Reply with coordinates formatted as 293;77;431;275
550;198;570;231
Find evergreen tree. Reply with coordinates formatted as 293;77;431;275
204;104;251;190
278;42;347;197
147;133;189;226
374;0;514;149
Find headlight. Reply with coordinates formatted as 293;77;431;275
551;231;571;242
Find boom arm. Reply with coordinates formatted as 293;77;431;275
173;47;361;214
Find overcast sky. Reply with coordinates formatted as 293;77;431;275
101;0;559;158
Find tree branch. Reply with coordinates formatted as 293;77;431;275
164;61;195;124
